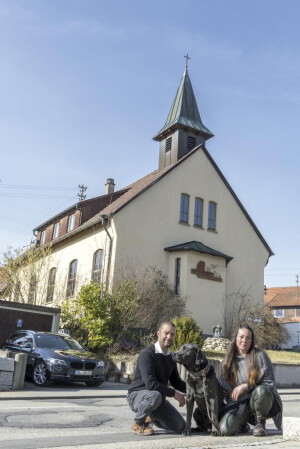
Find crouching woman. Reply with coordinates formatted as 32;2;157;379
218;323;282;437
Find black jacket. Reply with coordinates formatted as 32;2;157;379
128;344;186;397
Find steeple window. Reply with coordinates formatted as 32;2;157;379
188;136;196;151
165;137;172;153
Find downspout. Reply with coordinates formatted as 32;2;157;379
100;214;113;290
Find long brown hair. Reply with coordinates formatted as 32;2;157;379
222;323;259;388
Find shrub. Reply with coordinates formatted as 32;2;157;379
172;315;204;351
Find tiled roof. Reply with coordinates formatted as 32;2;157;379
264;286;300;308
164;241;233;265
46;145;273;257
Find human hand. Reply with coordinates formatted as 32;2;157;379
230;383;248;401
174;391;185;407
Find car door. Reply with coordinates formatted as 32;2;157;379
4;332;35;376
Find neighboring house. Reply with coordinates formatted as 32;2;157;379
8;65;273;335
264;286;300;349
264;286;300;322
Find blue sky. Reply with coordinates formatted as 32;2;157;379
0;0;299;288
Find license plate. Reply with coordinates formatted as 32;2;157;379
74;370;92;375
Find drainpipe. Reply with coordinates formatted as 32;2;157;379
100;214;113;289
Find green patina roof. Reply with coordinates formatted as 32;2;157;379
153;68;214;141
164;240;233;265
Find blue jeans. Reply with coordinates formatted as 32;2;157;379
126;390;185;433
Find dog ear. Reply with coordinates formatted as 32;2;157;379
195;348;203;365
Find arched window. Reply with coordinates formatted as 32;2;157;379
180;193;189;223
66;259;78;297
208;201;217;231
92;249;103;284
28;274;37;304
194;197;203;227
46;267;56;303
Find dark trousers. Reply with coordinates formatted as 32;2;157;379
220;385;274;436
126;390;185;433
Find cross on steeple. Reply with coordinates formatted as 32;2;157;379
184;53;191;70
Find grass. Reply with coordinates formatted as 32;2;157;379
204;349;300;365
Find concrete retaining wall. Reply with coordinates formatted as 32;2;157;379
107;356;300;387
0;357;14;391
0;351;27;391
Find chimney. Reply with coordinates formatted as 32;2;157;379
105;178;115;195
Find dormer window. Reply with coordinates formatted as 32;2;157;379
67;214;75;232
53;222;60;239
165;137;172;153
40;230;46;245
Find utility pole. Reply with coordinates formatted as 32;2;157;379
296;274;299;298
78;184;87;202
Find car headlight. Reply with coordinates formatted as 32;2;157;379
96;361;105;367
47;358;67;366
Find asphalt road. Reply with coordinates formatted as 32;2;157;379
0;381;298;449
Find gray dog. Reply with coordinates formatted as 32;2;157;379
172;343;223;436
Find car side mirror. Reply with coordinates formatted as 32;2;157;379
24;342;33;349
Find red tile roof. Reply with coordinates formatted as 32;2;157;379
46;145;273;257
264;286;300;306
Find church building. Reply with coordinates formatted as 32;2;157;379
26;63;273;335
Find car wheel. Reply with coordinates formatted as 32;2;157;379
33;361;48;386
85;379;103;387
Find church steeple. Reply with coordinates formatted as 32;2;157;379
153;58;213;170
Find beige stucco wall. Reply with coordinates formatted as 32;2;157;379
111;148;270;334
33;224;114;306
26;148;270;335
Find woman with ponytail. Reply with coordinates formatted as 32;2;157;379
219;323;282;437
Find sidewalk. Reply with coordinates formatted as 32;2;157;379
0;380;299;400
0;380;128;400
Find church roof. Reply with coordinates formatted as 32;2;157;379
48;145;273;258
153;68;214;141
164;240;233;265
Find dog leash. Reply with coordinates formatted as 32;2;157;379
201;366;214;423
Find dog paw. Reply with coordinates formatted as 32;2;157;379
211;430;221;437
182;428;191;436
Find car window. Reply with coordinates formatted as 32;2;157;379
35;334;83;350
22;335;34;347
8;333;27;345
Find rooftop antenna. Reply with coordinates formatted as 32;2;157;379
78;184;87;202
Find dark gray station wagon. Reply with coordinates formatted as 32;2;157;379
2;330;105;387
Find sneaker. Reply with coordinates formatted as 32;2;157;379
131;420;154;436
239;423;250;434
144;416;152;425
253;420;267;437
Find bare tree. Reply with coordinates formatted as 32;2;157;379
220;287;289;349
0;245;65;307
